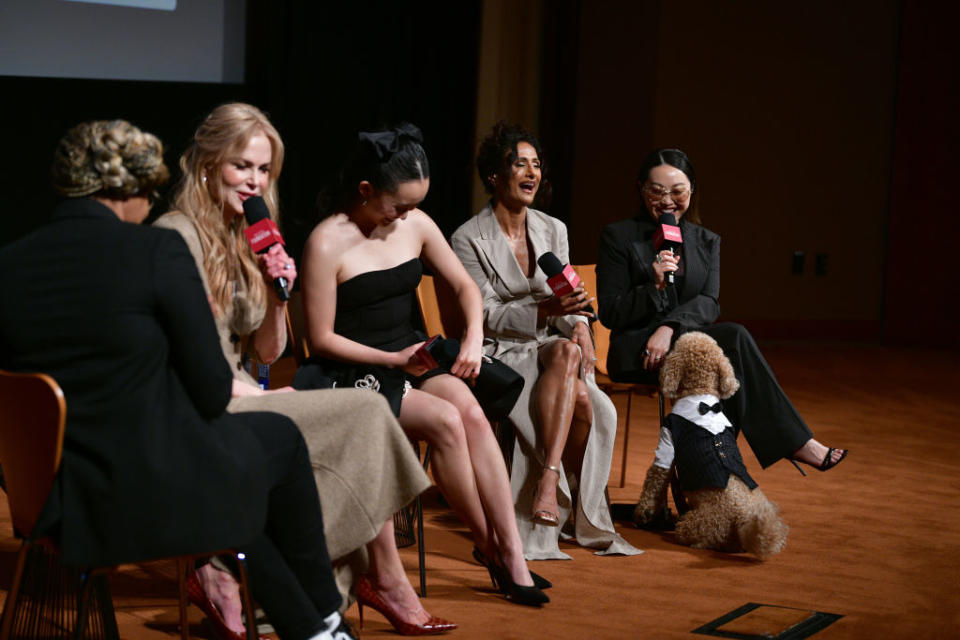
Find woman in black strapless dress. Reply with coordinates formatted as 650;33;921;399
297;258;445;414
299;125;550;612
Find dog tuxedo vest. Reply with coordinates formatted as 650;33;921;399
667;414;758;492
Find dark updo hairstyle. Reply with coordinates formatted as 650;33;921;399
636;148;700;225
318;123;430;217
476;121;550;208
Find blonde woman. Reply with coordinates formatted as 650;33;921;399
155;104;453;637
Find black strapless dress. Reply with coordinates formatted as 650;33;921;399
293;258;445;415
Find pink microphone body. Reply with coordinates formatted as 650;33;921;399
546;264;582;296
244;218;285;253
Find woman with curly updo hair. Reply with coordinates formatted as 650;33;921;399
155;105;446;637
51;118;169;208
451;122;640;561
0;120;357;639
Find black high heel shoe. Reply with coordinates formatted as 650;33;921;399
472;547;552;589
790;448;849;476
488;563;549;606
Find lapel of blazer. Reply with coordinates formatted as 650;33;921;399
629;218;657;283
475;205;531;297
679;221;706;300
524;209;553;296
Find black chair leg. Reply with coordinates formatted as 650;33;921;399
73;570;94;640
92;574;119;640
619;392;634;487
235;553;257;640
416;494;426;598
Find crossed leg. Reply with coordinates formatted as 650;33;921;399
532;340;594;524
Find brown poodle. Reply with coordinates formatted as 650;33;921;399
651;331;788;559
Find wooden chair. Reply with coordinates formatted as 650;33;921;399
0;370;258;640
574;265;687;514
573;265;666;489
414;275;515;467
283;294;430;597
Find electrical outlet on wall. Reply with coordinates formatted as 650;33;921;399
815;253;829;276
792;251;805;275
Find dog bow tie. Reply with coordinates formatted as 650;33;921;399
698;401;722;415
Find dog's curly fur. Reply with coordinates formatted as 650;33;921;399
661;332;740;401
662;332;788;559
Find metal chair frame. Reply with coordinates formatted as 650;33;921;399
0;369;258;640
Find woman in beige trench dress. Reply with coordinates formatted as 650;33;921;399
451;123;640;560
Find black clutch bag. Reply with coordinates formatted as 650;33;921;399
427;337;524;421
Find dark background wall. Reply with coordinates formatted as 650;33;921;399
883;1;960;346
2;0;956;347
546;0;957;345
0;1;481;263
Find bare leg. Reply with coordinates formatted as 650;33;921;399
364;520;434;625
561;378;593;478
420;374;533;587
398;389;496;558
532;340;587;520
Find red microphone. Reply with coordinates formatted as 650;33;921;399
242;196;290;301
412;336;441;370
653;212;683;285
537;252;596;319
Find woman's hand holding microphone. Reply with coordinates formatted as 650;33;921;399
652;249;679;291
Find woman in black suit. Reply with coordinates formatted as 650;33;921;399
596;148;847;527
0;120;352;640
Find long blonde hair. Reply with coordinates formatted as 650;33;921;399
172;103;285;316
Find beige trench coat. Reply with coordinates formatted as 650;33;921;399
451;205;640;560
154;212;430;604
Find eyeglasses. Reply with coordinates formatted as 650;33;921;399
642;184;691;202
512;160;542;171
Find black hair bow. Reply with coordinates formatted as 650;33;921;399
358;123;423;161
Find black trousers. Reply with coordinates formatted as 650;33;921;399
614;322;812;468
238;414;342;640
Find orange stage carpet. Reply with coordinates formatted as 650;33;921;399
2;344;958;639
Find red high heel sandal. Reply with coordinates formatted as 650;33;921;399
355;576;456;636
185;569;267;640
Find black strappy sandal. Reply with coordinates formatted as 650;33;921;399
790;448;849;476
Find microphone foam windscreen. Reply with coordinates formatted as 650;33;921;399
242;195;270;225
537;251;564;276
660;212;678;226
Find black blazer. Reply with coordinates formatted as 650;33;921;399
0;199;270;566
596;216;721;380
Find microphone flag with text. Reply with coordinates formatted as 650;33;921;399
242;195;290;302
653;212;683;285
537;251;596;320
